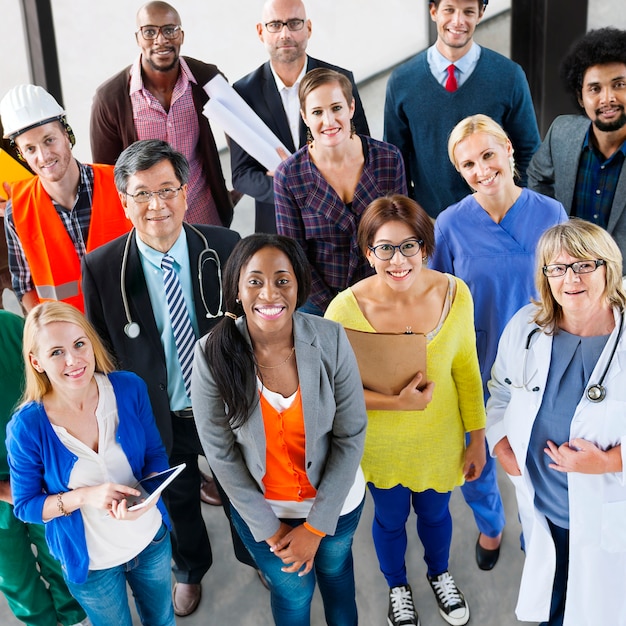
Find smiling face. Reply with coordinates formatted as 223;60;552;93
430;0;484;59
301;82;355;147
579;62;626;133
546;251;608;317
366;221;424;292
120;159;187;253
14;121;74;184
29;321;95;394
453;131;515;195
136;4;184;73
238;246;298;338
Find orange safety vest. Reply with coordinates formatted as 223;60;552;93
12;163;131;312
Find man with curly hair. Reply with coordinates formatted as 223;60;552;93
528;27;626;271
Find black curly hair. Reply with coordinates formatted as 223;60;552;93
561;27;626;107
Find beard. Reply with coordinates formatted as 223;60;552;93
593;107;626;132
146;49;179;73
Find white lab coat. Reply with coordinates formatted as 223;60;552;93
486;304;626;625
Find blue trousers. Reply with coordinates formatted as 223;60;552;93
460;436;506;538
231;499;364;626
65;523;175;626
369;484;452;585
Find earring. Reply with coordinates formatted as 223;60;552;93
350;120;356;138
236;298;240;304
306;127;313;144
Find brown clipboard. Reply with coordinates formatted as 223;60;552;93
344;328;427;395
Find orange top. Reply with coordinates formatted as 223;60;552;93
260;388;317;502
12;163;130;312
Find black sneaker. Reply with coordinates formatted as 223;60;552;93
387;584;419;626
427;571;469;626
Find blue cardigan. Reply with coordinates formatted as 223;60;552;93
384;47;540;217
6;371;170;584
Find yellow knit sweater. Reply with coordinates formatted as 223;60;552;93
325;276;485;492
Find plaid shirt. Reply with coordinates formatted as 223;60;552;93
572;129;626;228
5;162;94;299
274;136;407;311
129;56;219;224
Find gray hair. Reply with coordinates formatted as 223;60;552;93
113;139;189;193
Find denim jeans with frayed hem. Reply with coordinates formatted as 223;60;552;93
231;498;364;626
65;523;175;626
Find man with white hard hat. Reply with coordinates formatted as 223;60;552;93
0;84;130;313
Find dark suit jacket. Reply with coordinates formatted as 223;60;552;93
229;56;370;233
81;223;240;453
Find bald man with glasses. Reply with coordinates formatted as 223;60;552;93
90;1;238;228
229;0;370;233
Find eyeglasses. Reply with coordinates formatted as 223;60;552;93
136;24;182;40
542;259;605;278
264;19;305;33
126;186;183;204
368;239;423;261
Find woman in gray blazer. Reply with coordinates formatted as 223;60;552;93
191;234;367;626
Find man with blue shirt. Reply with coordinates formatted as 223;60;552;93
384;0;540;218
528;27;626;272
81;140;253;617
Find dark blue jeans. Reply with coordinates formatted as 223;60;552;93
369;483;452;584
230;498;364;626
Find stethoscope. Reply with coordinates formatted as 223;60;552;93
505;312;624;403
121;225;224;339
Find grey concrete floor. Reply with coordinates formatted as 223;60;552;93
0;11;539;626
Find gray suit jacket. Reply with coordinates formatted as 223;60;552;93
527;114;626;269
191;311;367;541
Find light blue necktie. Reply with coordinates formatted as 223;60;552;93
161;254;196;397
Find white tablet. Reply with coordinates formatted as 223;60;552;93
124;463;187;511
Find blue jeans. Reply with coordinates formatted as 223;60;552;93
369;484;452;584
460;435;506;538
65;523;175;626
231;498;364;626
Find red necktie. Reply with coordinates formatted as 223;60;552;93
445;64;458;92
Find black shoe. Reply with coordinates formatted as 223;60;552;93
475;533;500;571
387;584;419;626
427;571;469;626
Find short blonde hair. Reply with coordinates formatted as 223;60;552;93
22;302;115;403
447;114;516;178
533;219;626;331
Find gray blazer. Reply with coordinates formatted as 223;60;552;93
190;311;367;541
527;114;626;269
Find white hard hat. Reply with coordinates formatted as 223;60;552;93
0;84;66;140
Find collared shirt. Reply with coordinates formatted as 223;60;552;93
427;42;481;89
136;229;199;410
4;161;94;299
269;59;307;147
571;129;626;228
129;55;219;224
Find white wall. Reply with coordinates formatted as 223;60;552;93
7;0;625;162
1;0;512;162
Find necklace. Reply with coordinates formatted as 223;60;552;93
256;346;296;369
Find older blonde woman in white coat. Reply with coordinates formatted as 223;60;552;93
487;219;626;626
